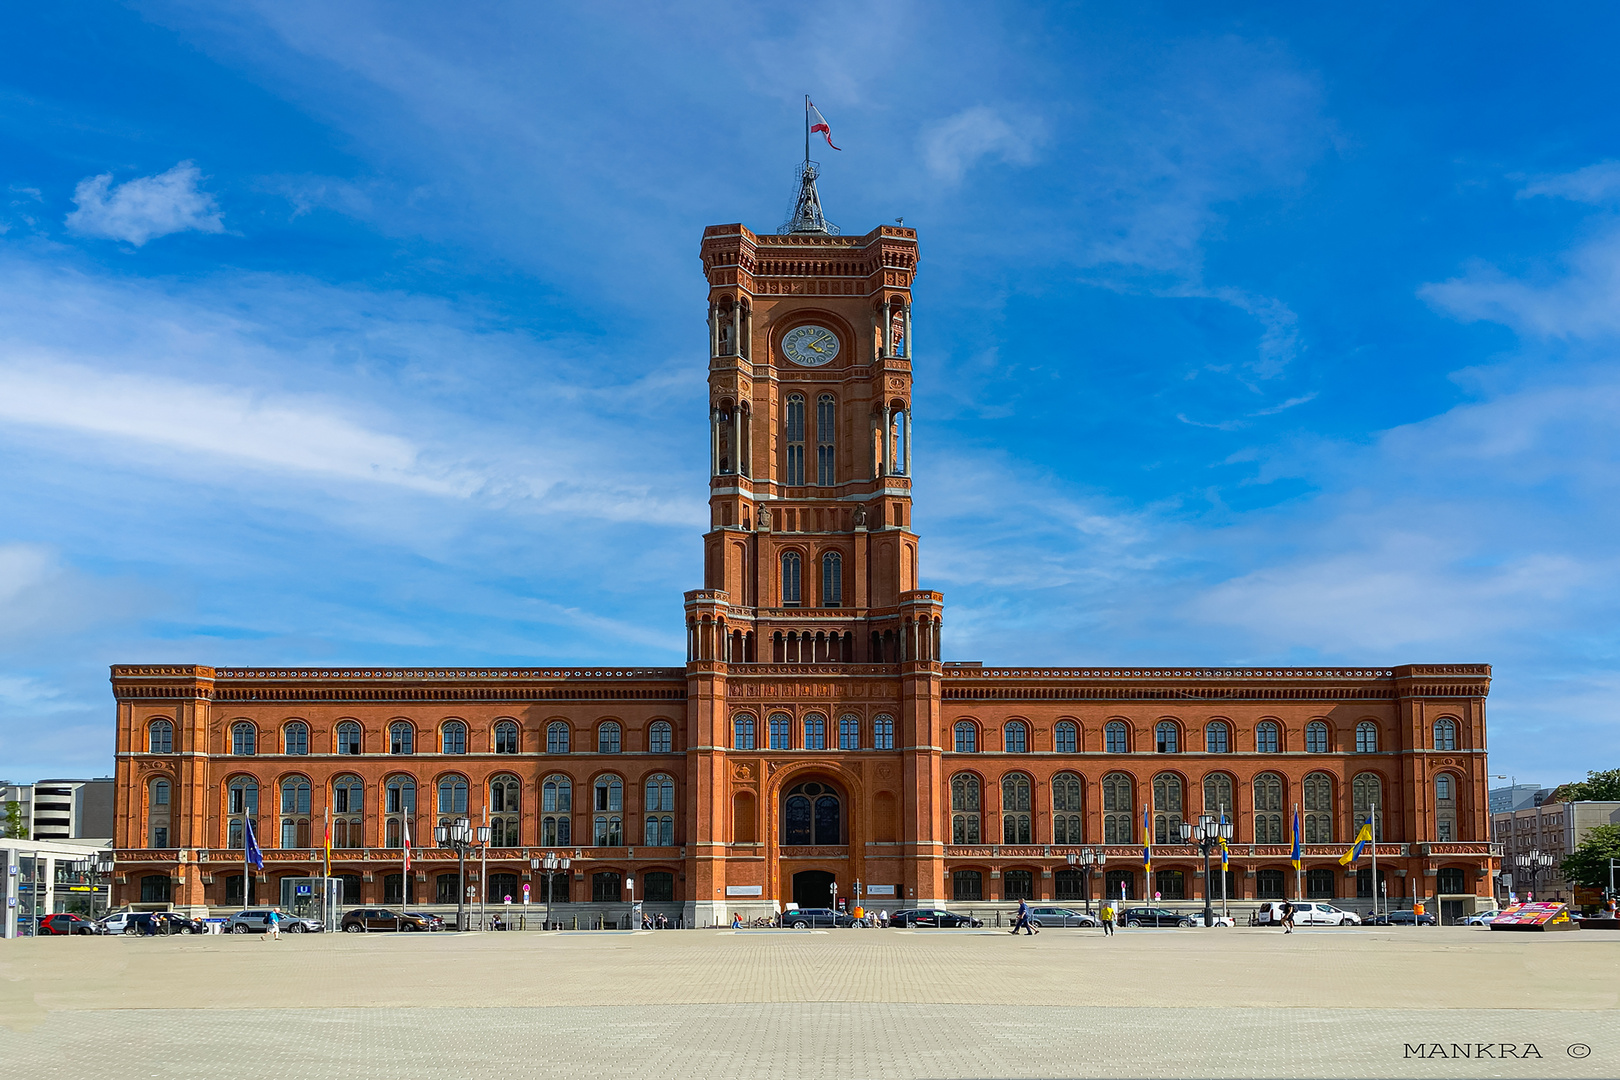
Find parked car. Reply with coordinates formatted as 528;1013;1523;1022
888;908;984;928
149;912;209;934
1254;902;1361;927
1027;906;1101;928
1462;909;1503;926
1181;913;1239;927
99;911;162;935
782;907;860;929
1119;906;1188;928
226;908;323;934
340;908;431;932
405;911;445;931
38;912;100;936
1366;909;1437;926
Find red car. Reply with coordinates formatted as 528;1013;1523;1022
38;913;100;936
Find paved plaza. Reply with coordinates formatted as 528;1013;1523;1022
2;925;1615;1079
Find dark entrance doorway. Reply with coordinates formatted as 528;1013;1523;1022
792;869;836;911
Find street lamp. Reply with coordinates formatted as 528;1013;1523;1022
1180;813;1234;927
536;852;570;929
1065;848;1103;914
1515;849;1556;903
434;816;489;932
1493;774;1515;905
626;874;637;930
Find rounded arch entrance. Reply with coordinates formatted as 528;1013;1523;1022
763;762;864;910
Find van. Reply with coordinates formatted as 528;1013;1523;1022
1255;901;1360;926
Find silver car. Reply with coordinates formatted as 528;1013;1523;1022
224;908;321;934
1026;906;1101;928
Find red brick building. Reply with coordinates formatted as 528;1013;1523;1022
110;173;1498;923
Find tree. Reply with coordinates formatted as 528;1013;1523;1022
1561;824;1620;891
1550;769;1620;804
2;801;26;840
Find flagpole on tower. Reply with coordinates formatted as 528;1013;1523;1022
804;93;811;167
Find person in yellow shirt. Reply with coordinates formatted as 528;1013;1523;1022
1100;901;1115;937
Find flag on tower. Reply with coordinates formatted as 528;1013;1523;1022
808;100;841;150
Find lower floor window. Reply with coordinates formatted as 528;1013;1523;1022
1306;868;1336;899
1154;869;1186;900
1054;867;1085;901
223;874;256;905
140;874;171;903
1437;867;1467;894
435;874;459;905
952;869;983;901
488;873;521;904
1002;869;1034;901
1256;869;1285;899
1356;867;1386;899
593;872;622;902
643;871;675;902
1104;869;1136;901
386;874;417;905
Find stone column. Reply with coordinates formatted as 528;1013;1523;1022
903;302;912;358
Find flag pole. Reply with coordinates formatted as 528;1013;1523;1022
804;93;810;167
1293;802;1302;901
1370;799;1379;919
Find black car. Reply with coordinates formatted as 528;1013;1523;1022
149;912;209;935
782;907;860;928
1366;910;1437;926
888;908;983;928
1118;906;1191;928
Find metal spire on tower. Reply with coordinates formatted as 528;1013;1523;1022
780;95;839;235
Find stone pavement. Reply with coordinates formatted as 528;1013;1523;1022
2;925;1614;1078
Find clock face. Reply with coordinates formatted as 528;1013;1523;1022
781;324;840;367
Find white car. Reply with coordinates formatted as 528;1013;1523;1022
1255;901;1361;926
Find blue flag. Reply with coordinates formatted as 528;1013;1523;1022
1290;810;1302;870
244;818;265;870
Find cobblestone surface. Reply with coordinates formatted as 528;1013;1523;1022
2;926;1614;1078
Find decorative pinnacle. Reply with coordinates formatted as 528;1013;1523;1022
780;162;839;236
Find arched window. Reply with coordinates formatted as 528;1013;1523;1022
1352;773;1384;840
384;776;416;848
1355;721;1378;754
436;776;468;816
489;775;521;846
226;777;258;849
1255;721;1280;754
280;776;311;848
838;713;860;750
952;869;983;901
803;713;826;750
541;775;571;846
1105;721;1129;753
1253;773;1284;843
547;721;570;754
1002;774;1032;843
282;722;308;756
781;551;802;606
1256;868;1286;899
1433;718;1458;751
950;774;981;844
1204;722;1229;754
332;776;362;848
1003;721;1028;753
782;780;841;845
148;778;171;847
1053;773;1083;843
336;721;361;755
1003;868;1034;901
1437;866;1466;894
1203;774;1234;826
592;872;622;902
733;714;756;750
1305;721;1330;753
597;722;621;754
140;874;171;903
1155;721;1179;754
816;394;836;486
784;394;806;485
648;720;673;754
593;776;623;846
953;721;978;753
1102;773;1133;843
231;722;256;756
441;721;467;755
389;722;413;755
1054;721;1077;754
494;720;519;754
1303;772;1333;843
873;714;894;750
644;773;675;846
821;551;842;607
1306;867;1335;899
148;719;173;754
768;712;792;750
1152;774;1184;843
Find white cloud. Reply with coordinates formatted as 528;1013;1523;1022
1519;161;1620;205
921;106;1040;182
65;161;225;246
1420;227;1620;340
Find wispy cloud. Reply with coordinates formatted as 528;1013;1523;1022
922;106;1041;182
65;161;225;246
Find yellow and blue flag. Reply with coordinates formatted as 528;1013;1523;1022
1338;819;1374;866
1141;805;1152;875
1290;810;1302;870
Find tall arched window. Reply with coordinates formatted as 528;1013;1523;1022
148;778;171;847
1102;773;1133;843
781;551;802;606
1054;721;1077;754
1253;773;1284;843
1003;722;1028;753
541;775;571;846
873;714;894;750
389;721;414;755
950;774;981;844
1433;718;1458;751
597;722;622;754
436;776;468;817
1105;721;1129;753
1155;721;1179;754
1152;774;1184;843
226;776;258;849
280;776;311;848
953;721;977;753
1305;721;1330;753
1353;773;1384;840
546;721;570;754
494;720;519;754
336;720;361;755
1355;721;1378;754
231;722;256;756
1053;773;1083;843
490;775;520;846
815;393;836;486
441;721;467;755
649;720;673;754
384;776;416;848
1303;772;1333;843
1255;721;1280;754
332;776;362;848
1204;722;1230;754
1203;774;1235;833
784;393;806;485
821;551;842;607
1002;774;1032;843
148;719;173;754
593;776;623;846
283;722;308;756
782;781;841;845
803;713;826;750
768;712;791;750
644;773;675;846
838;713;860;750
733;714;756;750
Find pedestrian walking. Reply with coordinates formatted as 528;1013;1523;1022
265;908;281;941
1100;901;1115;936
878;909;888;928
1009;897;1037;935
1280;901;1295;934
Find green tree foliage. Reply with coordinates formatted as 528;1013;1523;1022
1550;769;1620;804
2;801;26;840
1560;824;1620;890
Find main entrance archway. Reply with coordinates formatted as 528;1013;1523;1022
792;869;836;911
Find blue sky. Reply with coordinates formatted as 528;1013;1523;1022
2;2;1617;786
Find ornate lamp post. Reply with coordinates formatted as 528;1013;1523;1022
434;816;489;932
1064;848;1102;914
535;851;570;930
1180;813;1235;927
1515;849;1556;902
